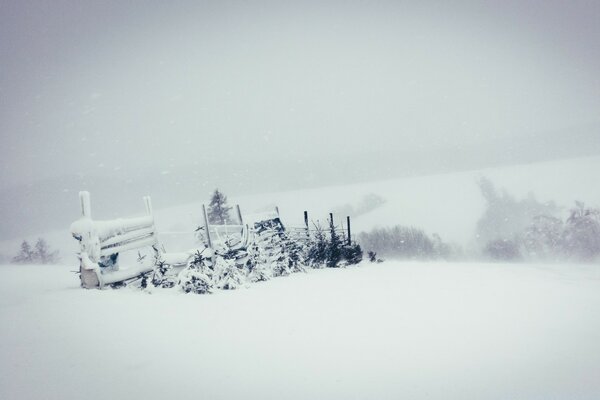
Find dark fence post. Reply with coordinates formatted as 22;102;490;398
329;213;335;240
304;210;309;236
347;216;351;245
236;204;243;225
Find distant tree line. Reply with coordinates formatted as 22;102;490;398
476;178;600;262
358;226;458;260
12;238;60;264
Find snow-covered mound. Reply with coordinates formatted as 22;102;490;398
1;156;599;261
1;261;599;399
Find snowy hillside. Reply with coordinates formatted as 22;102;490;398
2;156;598;262
1;261;599;400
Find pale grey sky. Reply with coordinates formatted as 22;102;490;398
1;0;599;238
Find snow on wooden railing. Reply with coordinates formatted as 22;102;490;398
71;191;160;288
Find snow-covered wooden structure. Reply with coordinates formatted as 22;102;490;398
70;192;254;288
70;191;202;288
69;190;335;289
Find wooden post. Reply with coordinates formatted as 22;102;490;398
143;196;153;216
329;213;335;239
79;191;91;218
347;216;351;245
275;206;280;216
202;204;213;249
304;210;309;238
236;204;243;225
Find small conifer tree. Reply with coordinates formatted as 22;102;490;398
327;217;342;267
207;189;233;225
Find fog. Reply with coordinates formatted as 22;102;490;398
1;0;599;240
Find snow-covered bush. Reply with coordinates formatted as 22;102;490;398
475;177;559;247
151;259;177;289
213;246;248;290
358;226;446;260
178;251;214;294
303;221;362;267
504;202;600;263
306;224;328;267
283;232;309;273
246;240;273;282
561;202;600;261
340;243;363;265
484;238;521;261
327;218;343;268
522;215;563;261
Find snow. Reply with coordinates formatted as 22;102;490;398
1;261;599;399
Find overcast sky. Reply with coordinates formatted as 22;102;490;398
1;0;599;238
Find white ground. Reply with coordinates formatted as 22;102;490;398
1;261;599;400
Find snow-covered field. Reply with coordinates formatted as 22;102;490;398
1;261;599;399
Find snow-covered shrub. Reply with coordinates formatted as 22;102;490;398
475;177;559;248
246;240;273;282
522;215;563;261
252;220;293;277
501;202;600;263
151;259;177;289
340;243;363;265
282;232;309;273
561;202;600;261
269;243;292;277
358;226;443;260
178;251;214;294
484;238;521;261
306;223;328;267
213;257;247;290
213;246;248;290
302;220;362;267
327;218;343;268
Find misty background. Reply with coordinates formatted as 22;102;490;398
1;0;599;240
